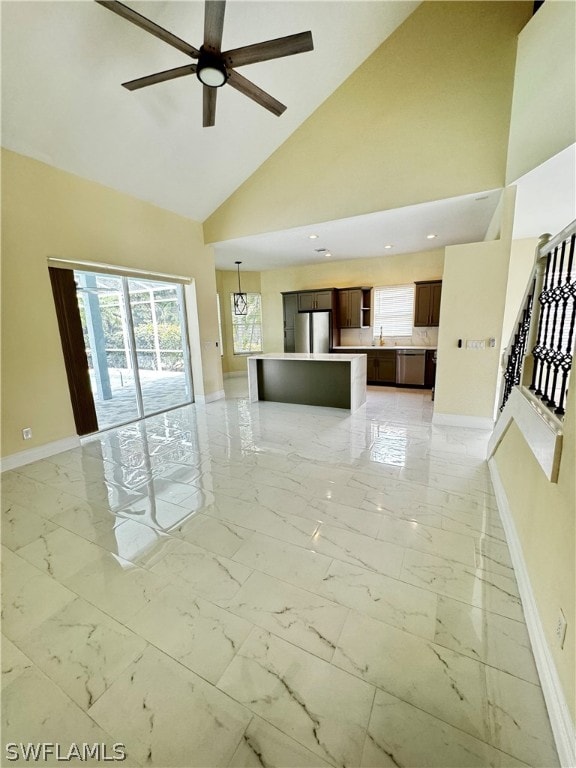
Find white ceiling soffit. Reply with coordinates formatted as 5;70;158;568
1;0;420;222
511;144;576;241
213;189;503;271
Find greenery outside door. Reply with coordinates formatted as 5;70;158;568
75;270;193;431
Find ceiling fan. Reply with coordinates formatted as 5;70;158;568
95;0;314;127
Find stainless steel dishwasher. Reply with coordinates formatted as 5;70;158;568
396;349;426;386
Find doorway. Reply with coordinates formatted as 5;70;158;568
74;270;193;431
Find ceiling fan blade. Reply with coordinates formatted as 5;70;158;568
223;31;313;68
95;1;199;58
122;64;197;91
203;86;217;127
203;0;226;53
227;70;286;116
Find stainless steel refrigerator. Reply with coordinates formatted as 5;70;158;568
294;312;331;353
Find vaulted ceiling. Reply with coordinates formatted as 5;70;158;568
4;1;572;272
1;0;419;221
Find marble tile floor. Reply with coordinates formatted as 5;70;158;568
1;380;559;767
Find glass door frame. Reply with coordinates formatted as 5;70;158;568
52;266;195;435
121;276;146;422
121;277;194;423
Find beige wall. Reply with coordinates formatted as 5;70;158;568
434;238;511;423
434;188;517;424
1;149;222;459
494;394;576;722
205;1;531;244
506;1;576;184
215;269;262;374
260;249;444;353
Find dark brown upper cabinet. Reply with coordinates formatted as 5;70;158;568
297;290;334;311
414;281;442;327
337;288;371;329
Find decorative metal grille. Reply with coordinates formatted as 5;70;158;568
529;229;576;417
500;222;576;419
500;276;536;411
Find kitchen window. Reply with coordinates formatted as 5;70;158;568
373;284;415;338
230;292;263;354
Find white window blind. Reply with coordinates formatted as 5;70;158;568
373;284;415;337
230;293;263;354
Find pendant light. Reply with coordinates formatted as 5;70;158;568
233;261;247;315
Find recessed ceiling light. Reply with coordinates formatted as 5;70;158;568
426;234;437;239
309;234;319;239
384;244;393;249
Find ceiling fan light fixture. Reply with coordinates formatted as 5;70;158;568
97;0;313;126
197;49;228;88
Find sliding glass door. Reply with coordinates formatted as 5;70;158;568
75;270;193;431
76;272;140;429
127;278;190;418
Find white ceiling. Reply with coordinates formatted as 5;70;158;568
1;0;419;221
3;1;573;275
213;142;576;271
212;189;503;271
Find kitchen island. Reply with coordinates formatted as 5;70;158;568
247;352;367;411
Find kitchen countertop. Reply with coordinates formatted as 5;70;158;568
249;352;366;361
332;346;437;351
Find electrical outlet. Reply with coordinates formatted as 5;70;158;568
22;427;32;440
555;610;567;649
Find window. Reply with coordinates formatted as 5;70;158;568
230;292;263;354
373;284;415;338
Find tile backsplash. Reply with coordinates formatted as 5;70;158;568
340;327;438;347
412;327;439;346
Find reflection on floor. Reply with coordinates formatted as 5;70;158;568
1;379;558;767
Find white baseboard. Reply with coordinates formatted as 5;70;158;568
1;436;81;472
195;389;225;404
489;458;576;768
432;412;494;430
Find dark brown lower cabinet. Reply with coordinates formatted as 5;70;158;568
367;350;396;385
425;349;437;388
